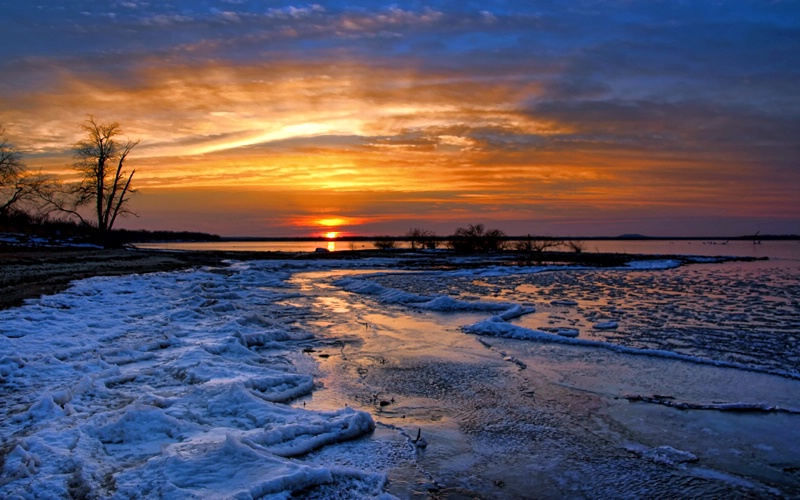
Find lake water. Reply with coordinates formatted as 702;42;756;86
137;238;800;261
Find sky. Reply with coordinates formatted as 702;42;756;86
1;1;799;238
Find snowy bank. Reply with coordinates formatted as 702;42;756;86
0;262;384;498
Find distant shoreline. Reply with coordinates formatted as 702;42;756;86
209;234;799;242
0;244;764;311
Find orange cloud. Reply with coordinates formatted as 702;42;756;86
2;48;796;237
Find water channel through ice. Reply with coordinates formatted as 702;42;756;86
1;255;799;498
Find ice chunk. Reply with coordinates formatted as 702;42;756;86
236;328;313;347
337;278;432;304
556;328;580;337
550;299;578;306
496;304;535;320
92;406;191;445
20;394;69;421
3;444;38;478
245;373;315;403
418;295;518;313
339;277;524;314
112;435;337;498
593;321;618;329
246;407;375;457
625;259;680;269
626;444;698;465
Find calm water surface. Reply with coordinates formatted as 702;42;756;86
138;239;800;261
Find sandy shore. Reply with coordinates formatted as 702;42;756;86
0;246;248;310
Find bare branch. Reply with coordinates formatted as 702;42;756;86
65;118;139;235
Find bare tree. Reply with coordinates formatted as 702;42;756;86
565;239;586;253
513;234;562;253
0;125;58;220
0;125;28;216
406;227;437;250
71;117;139;234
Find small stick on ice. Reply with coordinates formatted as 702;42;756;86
413;428;428;448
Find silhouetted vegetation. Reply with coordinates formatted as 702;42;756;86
565;239;586;253
373;236;398;250
0;124;55;219
113;229;221;244
447;224;507;253
406;227;438;250
38;118;139;241
1;208;219;247
512;234;562;253
0;119;150;247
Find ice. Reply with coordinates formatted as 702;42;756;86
464;315;800;378
112;435;342;499
3;444;38;478
246;407;376;457
2;254;799;497
555;327;580;337
625;444;698;465
336;277;435;305
624;259;681;269
593;320;619;329
336;276;525;314
0;261;382;498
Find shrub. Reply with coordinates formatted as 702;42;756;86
448;224;507;253
373;236;397;250
514;234;562;253
406;227;438;250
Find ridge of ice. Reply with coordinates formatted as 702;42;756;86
336;276;521;313
463;316;800;380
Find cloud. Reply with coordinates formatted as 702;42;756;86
1;1;798;236
265;4;326;20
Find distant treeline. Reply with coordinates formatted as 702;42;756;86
114;229;221;243
3;208;796;249
0;209;220;246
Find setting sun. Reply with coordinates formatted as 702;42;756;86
324;231;339;239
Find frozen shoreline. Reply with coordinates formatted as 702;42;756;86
1;255;799;497
296;259;800;497
0;243;768;310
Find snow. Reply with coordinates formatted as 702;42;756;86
0;263;383;498
2;254;798;497
0;232;103;248
624;259;681;269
